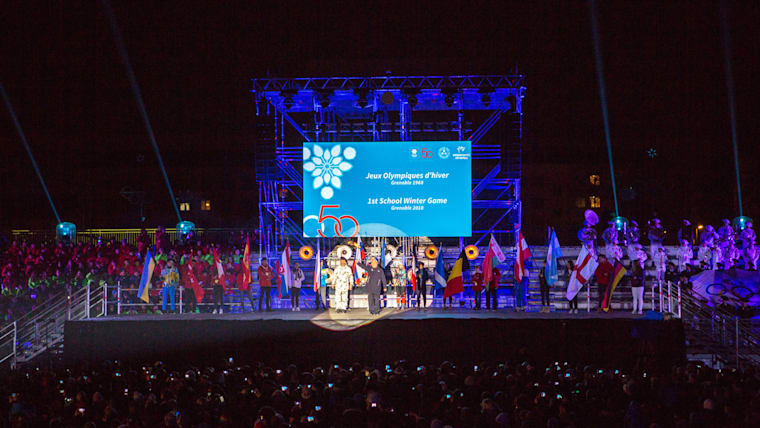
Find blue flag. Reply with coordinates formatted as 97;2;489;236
434;244;447;290
545;228;563;285
137;249;156;303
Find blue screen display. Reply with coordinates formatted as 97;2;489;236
302;141;471;237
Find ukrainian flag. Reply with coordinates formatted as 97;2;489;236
137;249;156;303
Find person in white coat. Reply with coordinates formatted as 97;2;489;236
332;258;354;313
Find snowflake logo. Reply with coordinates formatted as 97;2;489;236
303;144;355;199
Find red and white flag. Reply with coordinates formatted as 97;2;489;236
565;246;599;301
312;245;321;292
483;234;507;285
213;247;226;292
514;231;532;282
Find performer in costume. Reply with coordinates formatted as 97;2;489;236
626;220;642;262
578;210;599;258
647;218;665;267
677;239;693;272
161;258;180;313
698;225;718;268
602;221;621;261
677;219;695;248
737;222;757;270
332;258;353;313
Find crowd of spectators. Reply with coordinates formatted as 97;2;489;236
0;229;253;323
3;356;759;427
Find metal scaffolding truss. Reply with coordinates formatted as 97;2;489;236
252;74;525;257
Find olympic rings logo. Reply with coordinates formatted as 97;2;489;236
303;205;359;238
704;280;758;302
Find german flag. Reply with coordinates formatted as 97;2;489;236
602;260;626;312
444;249;470;298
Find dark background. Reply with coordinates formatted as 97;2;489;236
2;1;758;242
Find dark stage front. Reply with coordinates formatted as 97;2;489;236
64;310;685;370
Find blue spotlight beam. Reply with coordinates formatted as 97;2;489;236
589;0;620;217
101;0;182;223
720;2;743;216
0;81;62;224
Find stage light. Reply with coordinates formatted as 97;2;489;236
611;216;628;232
732;216;752;230
56;222;76;242
176;221;196;236
697;224;704;230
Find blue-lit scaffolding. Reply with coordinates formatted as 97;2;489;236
252;75;526;257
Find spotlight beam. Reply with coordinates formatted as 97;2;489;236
720;1;744;216
589;0;620;217
0;81;62;224
101;0;182;223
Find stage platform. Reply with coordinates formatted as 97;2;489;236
65;309;685;371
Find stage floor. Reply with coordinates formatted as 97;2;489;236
93;307;646;323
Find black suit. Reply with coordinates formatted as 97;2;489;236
358;262;387;314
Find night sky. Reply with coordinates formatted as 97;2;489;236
2;1;759;239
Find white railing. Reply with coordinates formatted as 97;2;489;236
0;283;107;368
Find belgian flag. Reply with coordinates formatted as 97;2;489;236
602;260;626;312
444;249;470;298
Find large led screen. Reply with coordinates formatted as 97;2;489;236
302;141;471;237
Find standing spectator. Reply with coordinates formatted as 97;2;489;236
538;266;550;313
316;259;331;310
291;262;304;311
161;259;179;313
485;267;500;311
566;260;578;314
471;266;483;310
415;261;429;310
257;258;274;312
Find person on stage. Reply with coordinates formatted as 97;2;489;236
630;249;647;315
538;266;550;313
161;258;179;313
565;260;578;314
602;221;621;261
578;222;598;259
472;265;483;310
594;254;613;312
626;220;642;262
257;258;274;312
698;225;718;268
738;222;757;270
212;272;225;314
677;239;693;273
485;266;501;311
415;261;429;310
391;259;408;309
332;258;353;313
443;263;454;309
291;262;304;311
677;219;695;248
647;218;665;266
316;259;331;310
356;257;387;315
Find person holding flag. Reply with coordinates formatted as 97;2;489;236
482;234;507;311
565;245;599;314
513;231;532;312
212;248;226;314
237;238;255;312
161;258;180;313
275;242;293;305
542;228;563;312
137;248;156;305
257;258;274;312
443;249;470;305
433;244;447;308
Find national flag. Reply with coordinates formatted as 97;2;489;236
185;254;204;303
545;228;563;286
213;247;226;292
241;237;251;289
514;231;532;282
408;248;418;293
434;243;447;290
482;234;506;286
137;249;156;303
313;245;321;292
276;241;292;298
565;246;599;301
353;236;366;284
601;260;626;312
444;249;470;298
